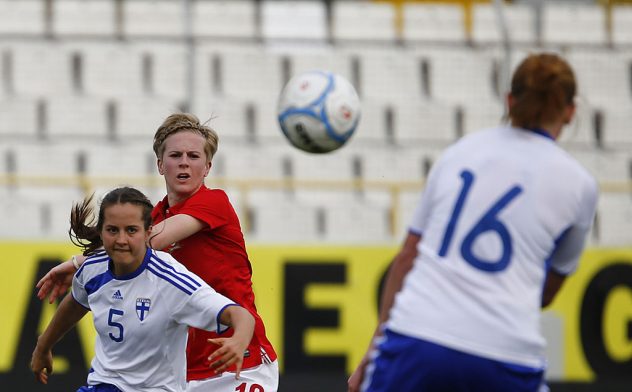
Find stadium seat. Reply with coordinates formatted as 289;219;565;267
358;48;420;101
596;193;632;246
352;99;395;144
566;49;632;110
571;149;631;183
0;98;39;137
0;0;46;36
0;192;47;239
394;100;459;144
11;41;72;96
602;108;632;147
541;3;607;46
261;1;327;42
123;0;183;37
461;102;506;136
214;45;284;99
352;145;427;183
612;5;632;47
402;3;466;44
115;96;183;141
332;1;397;43
191;97;251;142
472;3;537;46
47;96;109;138
11;143;86;177
192;0;257;39
52;0;116;37
558;103;598;148
285;47;350;79
418;47;501;106
215;144;288;181
295;189;392;243
246;189;320;243
83;143;155;178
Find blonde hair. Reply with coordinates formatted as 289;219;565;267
509;53;576;129
153;113;219;163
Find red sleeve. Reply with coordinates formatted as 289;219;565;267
177;189;233;230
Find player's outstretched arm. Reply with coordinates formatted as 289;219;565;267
348;232;421;392
36;255;85;304
207;306;255;380
31;294;88;383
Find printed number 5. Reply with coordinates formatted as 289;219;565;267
439;170;522;272
108;308;124;342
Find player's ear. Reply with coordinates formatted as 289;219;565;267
506;93;515;111
157;159;164;175
204;161;211;177
563;103;576;125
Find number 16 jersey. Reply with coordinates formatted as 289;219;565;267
388;126;598;368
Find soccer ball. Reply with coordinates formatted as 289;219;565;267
277;71;361;153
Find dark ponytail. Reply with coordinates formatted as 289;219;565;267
69;187;154;256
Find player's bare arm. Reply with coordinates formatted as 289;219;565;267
36;255;85;304
31;294;88;383
348;232;421;392
207;306;255;380
148;213;205;250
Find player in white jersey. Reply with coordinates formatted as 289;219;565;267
31;187;255;392
348;53;598;392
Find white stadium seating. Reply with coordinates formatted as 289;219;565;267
332;1;397;43
52;0;117;37
0;0;630;246
542;3;607;46
472;3;537;46
192;0;258;39
403;3;466;44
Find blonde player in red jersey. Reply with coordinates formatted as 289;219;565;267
37;113;278;392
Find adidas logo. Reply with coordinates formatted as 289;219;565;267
112;290;123;300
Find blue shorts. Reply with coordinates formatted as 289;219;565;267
364;329;544;392
77;384;123;392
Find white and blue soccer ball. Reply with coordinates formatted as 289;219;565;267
277;71;361;153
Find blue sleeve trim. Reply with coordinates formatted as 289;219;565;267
71;291;91;310
75;252;108;278
216;303;240;334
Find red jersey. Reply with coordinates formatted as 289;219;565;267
152;185;277;381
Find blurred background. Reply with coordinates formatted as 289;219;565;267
0;0;631;391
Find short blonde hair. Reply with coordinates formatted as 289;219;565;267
153;113;219;163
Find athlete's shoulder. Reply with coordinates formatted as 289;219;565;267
146;250;206;295
76;250;109;278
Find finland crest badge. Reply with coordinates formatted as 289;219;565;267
136;298;151;321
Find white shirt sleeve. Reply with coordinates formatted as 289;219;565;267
409;154;446;235
548;178;599;275
71;270;90;309
172;285;236;333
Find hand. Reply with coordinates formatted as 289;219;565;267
207;337;248;380
348;355;370;392
36;260;76;304
31;346;53;384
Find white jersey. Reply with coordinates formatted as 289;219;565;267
388;126;598;368
72;249;236;392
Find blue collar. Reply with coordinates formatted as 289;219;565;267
528;127;554;141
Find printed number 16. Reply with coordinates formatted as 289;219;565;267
438;170;522;272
